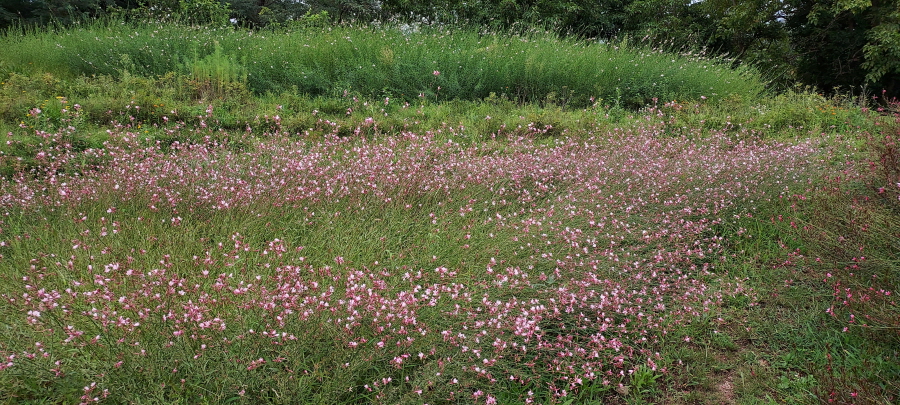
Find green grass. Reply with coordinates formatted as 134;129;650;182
670;119;900;404
0;189;525;403
1;96;898;404
1;19;764;108
1;18;899;405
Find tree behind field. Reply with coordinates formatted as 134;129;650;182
1;0;113;27
787;0;899;97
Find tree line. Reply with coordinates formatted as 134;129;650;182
2;0;898;97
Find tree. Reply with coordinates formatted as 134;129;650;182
788;0;900;96
1;0;105;28
308;0;382;23
225;0;311;27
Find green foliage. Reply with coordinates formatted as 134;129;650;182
0;21;765;109
2;10;900;404
790;0;900;95
861;10;900;84
699;104;900;405
0;0;109;28
178;0;231;27
0;57;898;403
187;41;249;101
311;0;381;23
2;0;898;99
224;0;308;27
630;364;662;396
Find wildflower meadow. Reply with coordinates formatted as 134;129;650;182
1;18;898;405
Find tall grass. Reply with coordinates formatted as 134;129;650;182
1;20;764;108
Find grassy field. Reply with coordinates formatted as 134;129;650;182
0;19;764;106
0;20;898;404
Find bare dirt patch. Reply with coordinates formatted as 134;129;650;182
717;375;737;405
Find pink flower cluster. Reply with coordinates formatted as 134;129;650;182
0;112;833;402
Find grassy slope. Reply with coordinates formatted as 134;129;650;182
0;21;898;405
0;20;762;107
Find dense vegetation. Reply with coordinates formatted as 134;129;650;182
0;6;899;405
0;20;764;108
2;0;899;97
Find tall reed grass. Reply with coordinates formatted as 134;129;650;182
1;20;764;108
